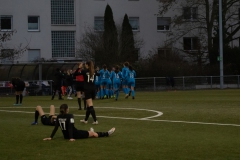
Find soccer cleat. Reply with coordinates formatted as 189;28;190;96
80;119;88;124
90;127;94;132
92;121;98;125
108;128;115;136
125;94;129;99
132;96;135;99
31;122;38;125
13;103;20;106
67;97;73;99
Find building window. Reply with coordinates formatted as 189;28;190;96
183;7;198;20
129;17;139;31
28;49;40;61
51;0;75;25
183;37;199;50
28;16;40;31
157;17;171;31
52;31;75;57
0;16;12;31
158;48;171;56
94;17;104;31
0;49;14;63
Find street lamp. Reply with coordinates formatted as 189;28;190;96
219;0;224;89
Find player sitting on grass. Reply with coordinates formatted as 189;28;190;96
43;104;115;141
31;105;57;126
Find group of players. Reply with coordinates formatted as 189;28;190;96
10;61;137;141
95;61;136;101
31;61;115;141
51;61;136;111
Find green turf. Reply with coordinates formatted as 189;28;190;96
0;90;240;160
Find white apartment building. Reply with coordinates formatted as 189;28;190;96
0;0;239;63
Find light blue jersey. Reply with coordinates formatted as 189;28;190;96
126;69;136;87
110;71;123;100
121;66;129;85
99;69;110;86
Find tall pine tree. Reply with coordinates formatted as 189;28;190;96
103;4;119;66
121;14;136;63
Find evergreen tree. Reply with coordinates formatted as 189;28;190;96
120;14;136;63
103;4;119;66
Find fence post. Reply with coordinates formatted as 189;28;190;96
183;76;185;90
211;76;212;89
238;75;240;89
39;63;42;92
153;77;156;91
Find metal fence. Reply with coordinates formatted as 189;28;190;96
0;75;239;96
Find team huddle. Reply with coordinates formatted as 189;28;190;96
51;61;136;111
95;61;136;101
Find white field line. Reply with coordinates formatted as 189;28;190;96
0;107;239;127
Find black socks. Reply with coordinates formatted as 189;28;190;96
96;132;108;137
83;98;86;110
34;110;39;122
89;106;97;122
78;98;82;109
19;94;23;103
85;107;91;121
16;95;19;104
85;106;97;122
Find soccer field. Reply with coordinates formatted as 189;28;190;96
0;90;240;160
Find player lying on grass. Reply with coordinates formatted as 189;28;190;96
43;104;115;141
31;105;57;126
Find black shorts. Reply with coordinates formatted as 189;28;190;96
75;82;84;92
84;89;95;100
15;83;25;91
41;115;55;126
15;86;25;91
73;130;89;139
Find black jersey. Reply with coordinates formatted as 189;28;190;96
50;114;78;139
83;69;97;90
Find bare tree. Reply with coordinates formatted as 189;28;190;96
0;30;29;62
158;0;240;65
76;26;144;67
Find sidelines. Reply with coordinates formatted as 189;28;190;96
0;107;239;127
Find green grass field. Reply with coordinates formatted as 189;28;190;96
0;90;240;160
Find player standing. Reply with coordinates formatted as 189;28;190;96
11;77;25;105
73;62;86;110
99;64;110;99
122;62;130;98
126;65;136;99
80;61;99;124
110;65;123;101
